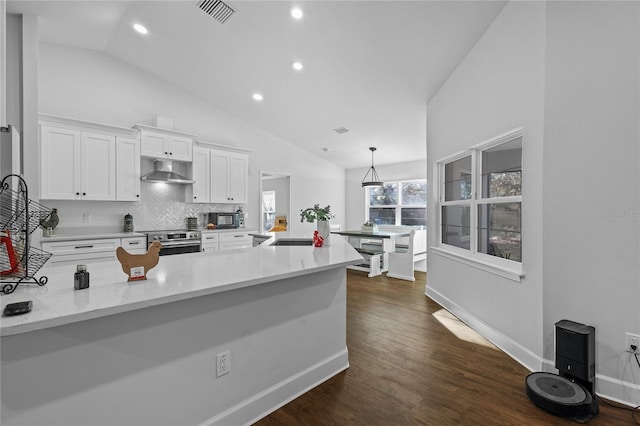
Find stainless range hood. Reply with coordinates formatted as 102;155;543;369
141;160;194;184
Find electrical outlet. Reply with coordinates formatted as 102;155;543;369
216;350;231;377
625;332;640;353
83;213;92;223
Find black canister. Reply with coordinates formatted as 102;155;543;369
124;213;134;233
74;264;90;290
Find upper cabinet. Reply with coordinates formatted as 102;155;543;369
39;114;140;201
115;136;141;201
134;124;195;162
186;142;250;204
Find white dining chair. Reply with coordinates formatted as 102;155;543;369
386;229;416;281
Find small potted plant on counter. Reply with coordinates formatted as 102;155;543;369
361;220;378;233
300;204;333;244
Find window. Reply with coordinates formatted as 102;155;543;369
367;179;426;226
437;128;523;271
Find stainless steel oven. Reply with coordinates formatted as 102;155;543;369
145;230;201;256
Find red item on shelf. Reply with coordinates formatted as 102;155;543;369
1;230;19;275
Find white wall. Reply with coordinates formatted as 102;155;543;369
427;0;640;406
427;0;546;369
542;1;640;403
345;159;427;230
33;43;345;234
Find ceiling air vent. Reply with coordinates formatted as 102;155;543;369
333;127;349;134
196;0;235;24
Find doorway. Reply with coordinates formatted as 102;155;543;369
260;171;291;233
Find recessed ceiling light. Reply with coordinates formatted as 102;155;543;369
133;23;148;35
252;93;264;102
290;7;303;19
292;61;304;71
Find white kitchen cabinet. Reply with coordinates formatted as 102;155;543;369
121;236;147;254
210;150;249;204
116;137;141;201
201;232;219;253
219;231;252;251
135;124;195;162
42;238;121;266
39;114;139;202
186;143;250;204
40;125;116;201
186;146;211;203
40;125;80;200
42;235;148;266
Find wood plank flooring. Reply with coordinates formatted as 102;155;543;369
256;270;635;425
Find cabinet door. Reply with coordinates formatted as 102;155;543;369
80;132;116;200
116;137;141;201
42;238;121;266
201;232;219;252
167;136;193;161
40;125;81;200
140;131;167;158
189;146;210;203
121;236;146;254
210;150;230;203
228;153;248;204
219;232;252;250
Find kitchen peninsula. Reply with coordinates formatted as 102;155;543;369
1;235;362;425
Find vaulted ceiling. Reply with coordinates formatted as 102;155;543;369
7;0;506;169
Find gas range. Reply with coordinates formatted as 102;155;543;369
144;229;201;256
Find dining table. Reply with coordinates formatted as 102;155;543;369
331;229;411;276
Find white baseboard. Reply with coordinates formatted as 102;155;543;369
200;349;349;426
426;286;543;371
426;286;640;408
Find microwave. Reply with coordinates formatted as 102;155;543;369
207;212;240;229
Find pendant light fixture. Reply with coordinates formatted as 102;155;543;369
361;147;384;188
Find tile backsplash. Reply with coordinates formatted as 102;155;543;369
42;182;240;234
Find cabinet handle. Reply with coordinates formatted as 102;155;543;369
234;235;244;238
76;192;80;195
194;196;197;199
83;192;86;196
75;245;94;249
164;152;168;155
128;241;140;245
136;194;140;198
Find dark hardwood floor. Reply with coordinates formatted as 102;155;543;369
256;270;635;425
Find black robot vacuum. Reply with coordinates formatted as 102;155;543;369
526;320;599;422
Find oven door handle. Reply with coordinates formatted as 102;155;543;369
151;240;201;248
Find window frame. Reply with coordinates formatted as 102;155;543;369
434;128;524;281
365;178;427;227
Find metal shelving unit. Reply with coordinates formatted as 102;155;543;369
0;174;52;294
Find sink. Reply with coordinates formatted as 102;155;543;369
270;238;314;246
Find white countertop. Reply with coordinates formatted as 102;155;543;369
1;234;360;337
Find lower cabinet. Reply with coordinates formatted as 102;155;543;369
201;231;252;252
219;231;252;250
201;232;219;253
42;236;147;266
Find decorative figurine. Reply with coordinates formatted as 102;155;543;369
116;240;162;281
313;230;324;247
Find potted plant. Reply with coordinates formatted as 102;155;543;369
361;220;378;233
300;204;333;244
